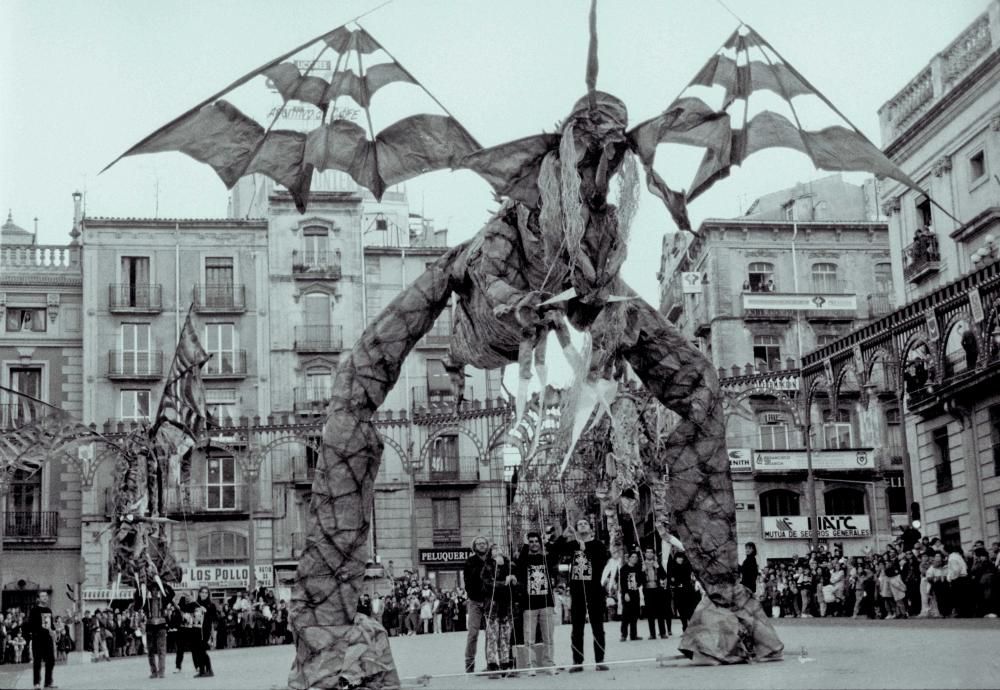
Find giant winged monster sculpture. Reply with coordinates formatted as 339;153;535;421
109;4;926;686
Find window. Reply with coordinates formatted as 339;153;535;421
822;410;853;449
811;263;839;293
824;487;865;515
120;323;153;374
426;358;452;400
932;425;952;492
204;323;236;375
5;307;46;332
305;367;332;402
746;262;774;292
10;468;42;514
432;498;461;545
197;531;248;565
206;388;237;425
429;434;460;477
990;406;1000;477
939;519;961;553
759;489;800;517
969;150;986;185
121;389;150;421
206;453;238;510
302;226;329;265
816;334;839;348
120;256;151;307
916;194;932;229
752;335;782;371
759;418;790;450
886;475;907;515
205;257;235;307
873;263;894;295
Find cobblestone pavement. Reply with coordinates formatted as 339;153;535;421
3;619;998;689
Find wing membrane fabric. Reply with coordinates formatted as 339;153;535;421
460;134;562;206
627;24;922;222
116;26;479;211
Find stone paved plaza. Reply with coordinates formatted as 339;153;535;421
2;618;998;690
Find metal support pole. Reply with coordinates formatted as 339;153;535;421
248;464;258;593
803;423;819;553
0;482;7;614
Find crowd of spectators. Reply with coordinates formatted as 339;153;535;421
0;607;75;665
750;534;1000;620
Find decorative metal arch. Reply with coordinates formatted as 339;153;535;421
417;426;486;468
725;386;804;428
865;346;899;393
376;432;411;473
834;359;862;404
984;302;1000;362
938;309;979;373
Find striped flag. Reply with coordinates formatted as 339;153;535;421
151;309;211;487
630;24;924;225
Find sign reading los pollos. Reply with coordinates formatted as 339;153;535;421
762;515;871;539
180;565;274;589
752;449;872;472
419;548;472;566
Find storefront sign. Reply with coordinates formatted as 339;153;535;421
418;548;472;565
179;565;274;589
83;587;136;601
742;293;857;311
752;449;873;472
762;515;871;539
727;448;753;473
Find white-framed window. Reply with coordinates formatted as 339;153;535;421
752;335;782;370
811;263;838;292
120;256;152;307
5;307;46;332
121;323;153;374
968;148;987;187
204;323;236;375
206;453;237;510
204;256;235;307
206;388;237;425
746;262;774;292
305;367;333;402
302;226;329;265
121;389;151;421
759;421;790;450
823;409;854;449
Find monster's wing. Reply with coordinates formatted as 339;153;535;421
459;134;562;206
628;25;923;227
104;25;484;212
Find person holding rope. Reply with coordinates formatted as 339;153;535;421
515;531;559;675
549;519;610;672
463;535;493;673
481;544;518;678
619;551;644;641
641;547;670;639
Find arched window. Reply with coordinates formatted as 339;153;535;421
811;263;839;292
759;489;801;517
746;262;774;292
823;409;853;449
197;531;248;565
824;487;866;515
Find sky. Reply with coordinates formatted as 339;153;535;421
0;0;991;308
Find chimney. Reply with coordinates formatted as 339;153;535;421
70;191;83;245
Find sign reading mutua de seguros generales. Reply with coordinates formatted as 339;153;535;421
762;515;872;539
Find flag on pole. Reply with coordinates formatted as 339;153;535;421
151;308;211;487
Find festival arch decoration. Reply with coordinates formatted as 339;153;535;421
105;1;943;685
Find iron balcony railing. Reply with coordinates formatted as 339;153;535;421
203;350;248;378
0;403;38;431
107;351;164;379
3;511;59;541
192;284;246;312
163;485;249;514
294;325;344;352
108;284;162;312
414;455;480;485
292;249;342;278
903;236;941;282
294;385;333;413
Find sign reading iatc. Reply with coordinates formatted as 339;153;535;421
762;515;871;539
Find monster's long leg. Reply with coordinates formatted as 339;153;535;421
621;297;783;663
289;247;460;690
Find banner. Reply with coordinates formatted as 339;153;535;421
742;293;857;311
762;515;872;539
753;449;873;472
727;448;753;473
179;565;274;589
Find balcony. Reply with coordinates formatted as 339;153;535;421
108;284;162;313
903;235;941;283
0;402;38;431
107;351;163;380
294;385;332;414
203;350;248;379
292;249;342;280
416;322;452;349
192;284;246;313
413;455;480;486
3;511;59;542
162;485;249;516
877;445;905;470
294;325;344;353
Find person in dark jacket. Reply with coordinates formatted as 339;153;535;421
549;519;610;672
619;551;645;641
28;591;56;689
741;542;760;594
641;547;670;639
138;583;174;679
482;545;517;678
515;531;559;674
463;535;492;673
195;588;218;652
669;550;698;631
